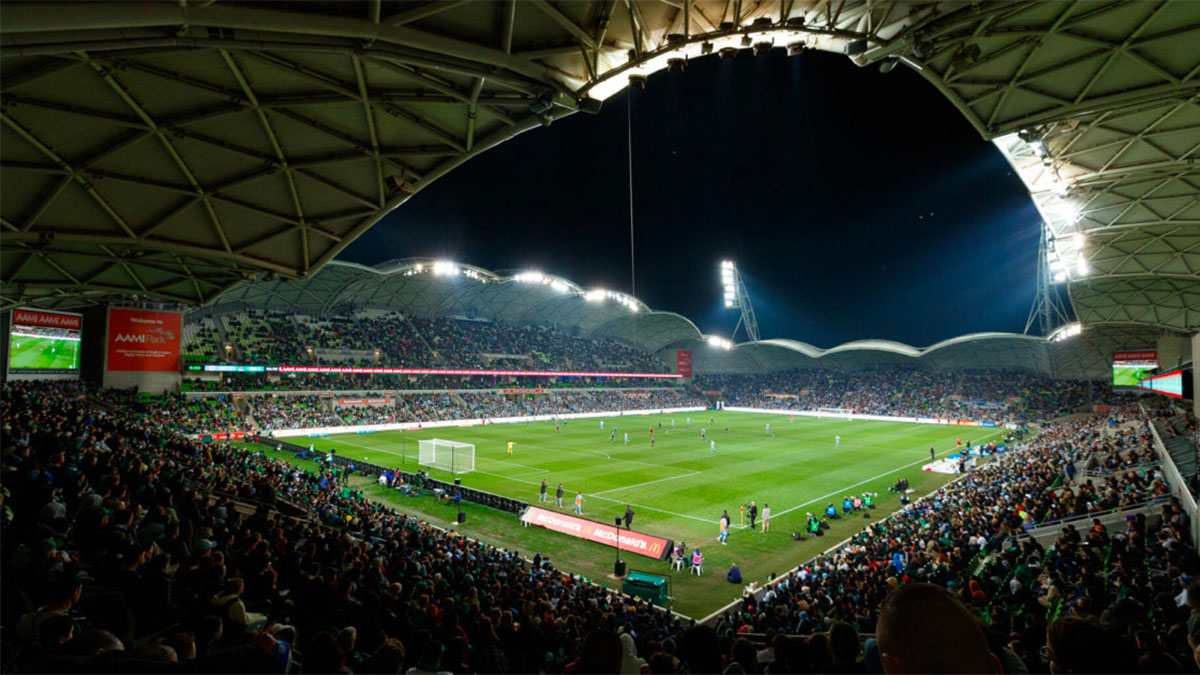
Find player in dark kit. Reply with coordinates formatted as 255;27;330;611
624;505;634;528
748;502;758;530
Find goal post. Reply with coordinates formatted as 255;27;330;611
417;439;475;474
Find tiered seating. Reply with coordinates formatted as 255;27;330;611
181;317;220;364
698;369;1115;422
223;311;303;365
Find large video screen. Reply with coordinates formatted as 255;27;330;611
8;309;83;375
1135;369;1192;399
1112;350;1157;388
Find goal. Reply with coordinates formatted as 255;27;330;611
417;439;475;474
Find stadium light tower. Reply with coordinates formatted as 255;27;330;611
1024;223;1075;337
720;261;760;343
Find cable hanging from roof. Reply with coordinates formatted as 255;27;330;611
627;86;638;350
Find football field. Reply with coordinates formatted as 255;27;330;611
302;410;1004;616
7;334;79;370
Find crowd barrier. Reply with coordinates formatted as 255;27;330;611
1142;403;1199;548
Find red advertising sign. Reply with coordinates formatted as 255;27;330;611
12;308;82;330
106;308;182;372
520;506;672;560
207;431;248;441
676;350;693;378
1113;350;1157;362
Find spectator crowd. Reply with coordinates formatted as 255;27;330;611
4;373;1200;674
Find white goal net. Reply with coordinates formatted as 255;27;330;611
417;439;475;474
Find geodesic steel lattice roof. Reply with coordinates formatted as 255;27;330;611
208;258;704;353
1;0;1197;337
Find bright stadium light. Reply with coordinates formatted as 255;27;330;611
1048;322;1083;342
515;271;545;284
705;335;733;350
585;289;606;302
550;279;571;293
432;260;459;277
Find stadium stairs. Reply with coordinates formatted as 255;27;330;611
1160;429;1199;484
213;314;238;360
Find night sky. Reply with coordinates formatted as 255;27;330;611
339;50;1042;348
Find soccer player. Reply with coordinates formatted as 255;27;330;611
671;418;676;429
574;492;586;515
624;505;634;528
507;441;515;456
836;435;841;447
556;483;564;508
748;501;758;530
718;514;728;545
686;417;691;425
765;422;770;434
610;430;616;443
539;479;548;502
701;427;707;440
600;420;605;430
710;439;716;454
930;446;936;461
761;503;771;532
623;432;629;445
650;437;655;448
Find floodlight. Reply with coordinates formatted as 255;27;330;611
701;42;714;55
787;42;806;57
1048;322;1083;343
550;280;570;293
432;260;458;276
753;41;772;56
1053;271;1067;282
667;57;686;74
719;47;738;59
721;260;735;269
585;289;606;302
740;35;752;47
879;58;898;74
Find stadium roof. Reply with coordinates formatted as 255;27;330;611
677;326;1168;378
2;1;1197;337
203;257;1139;378
209;258;705;353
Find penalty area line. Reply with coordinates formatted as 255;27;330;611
771;428;1008;520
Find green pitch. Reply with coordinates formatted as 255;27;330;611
297;410;1004;617
8;335;79;370
1113;364;1155;387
